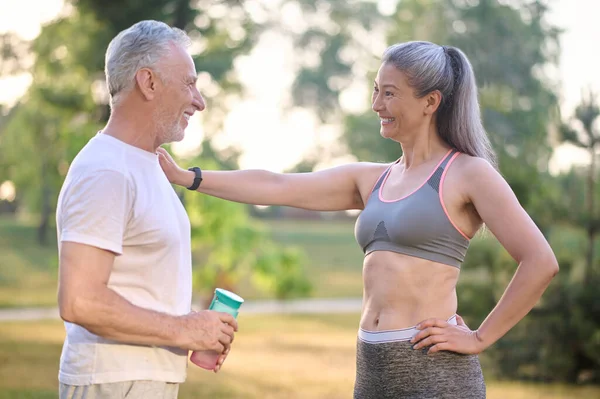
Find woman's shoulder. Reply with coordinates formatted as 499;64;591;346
451;152;496;175
343;161;395;195
450;152;504;191
346;160;395;174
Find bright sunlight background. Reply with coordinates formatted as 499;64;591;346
0;0;597;173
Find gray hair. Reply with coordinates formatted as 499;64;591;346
382;41;496;167
105;20;191;106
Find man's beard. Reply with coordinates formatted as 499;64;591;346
156;112;185;144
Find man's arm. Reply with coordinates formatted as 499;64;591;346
58;241;237;353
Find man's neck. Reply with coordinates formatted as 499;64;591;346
102;106;160;153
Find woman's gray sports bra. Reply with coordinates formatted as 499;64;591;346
354;149;470;268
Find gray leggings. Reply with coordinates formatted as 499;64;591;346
354;339;486;399
59;381;179;399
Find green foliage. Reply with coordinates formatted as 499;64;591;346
178;156;312;300
0;55;99;243
0;32;30;76
0;0;264;238
489;226;600;383
0;8;106;243
536;90;600;383
262;218;364;298
288;1;562;213
253;244;312;299
455;221;600;383
562;91;600;147
344;111;400;162
288;0;385;120
0;217;58;308
456;234;519;371
0;0;311;297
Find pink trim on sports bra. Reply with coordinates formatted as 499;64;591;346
378;149;453;203
439;152;471;240
366;162;397;198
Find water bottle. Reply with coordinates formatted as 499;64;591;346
190;288;244;370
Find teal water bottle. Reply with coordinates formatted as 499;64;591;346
190;288;244;370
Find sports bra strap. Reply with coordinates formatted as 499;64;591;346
427;149;459;192
373;149;459;194
438;149;458;170
372;163;395;193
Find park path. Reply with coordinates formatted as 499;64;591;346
0;297;363;322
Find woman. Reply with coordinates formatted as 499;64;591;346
158;41;558;398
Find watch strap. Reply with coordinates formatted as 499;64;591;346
187;166;203;190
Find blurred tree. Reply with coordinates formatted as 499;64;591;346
560;90;599;285
181;156;311;301
1;11;100;243
0;32;31;76
0;0;263;242
287;0;385;120
528;91;600;383
458;92;600;382
284;0;600;383
287;0;562;230
484;220;600;383
0;0;312;299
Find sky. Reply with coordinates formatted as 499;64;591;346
0;0;597;174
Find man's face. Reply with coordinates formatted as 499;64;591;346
154;43;205;144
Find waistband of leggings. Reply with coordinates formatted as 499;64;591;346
358;314;457;344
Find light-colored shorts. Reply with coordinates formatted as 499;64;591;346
59;381;179;399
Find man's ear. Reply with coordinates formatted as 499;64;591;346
423;90;442;115
135;68;157;101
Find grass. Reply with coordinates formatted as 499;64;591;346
0;314;598;399
0;217;59;308
263;218;364;298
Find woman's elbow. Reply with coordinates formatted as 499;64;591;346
542;252;559;280
549;258;559;278
522;251;559;282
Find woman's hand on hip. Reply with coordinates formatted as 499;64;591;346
410;315;485;355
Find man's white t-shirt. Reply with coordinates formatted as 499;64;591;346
56;133;192;385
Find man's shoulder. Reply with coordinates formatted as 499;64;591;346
68;136;129;178
61;138;132;198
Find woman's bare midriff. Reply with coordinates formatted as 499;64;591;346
360;251;460;331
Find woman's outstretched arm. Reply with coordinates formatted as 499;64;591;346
157;147;386;212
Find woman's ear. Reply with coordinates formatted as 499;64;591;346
424;90;442;115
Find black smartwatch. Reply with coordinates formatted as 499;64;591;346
187;167;203;190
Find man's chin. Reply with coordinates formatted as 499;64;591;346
162;130;185;144
172;133;185;143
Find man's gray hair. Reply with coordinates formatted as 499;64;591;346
105;20;191;105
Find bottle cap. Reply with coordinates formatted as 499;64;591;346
214;288;244;310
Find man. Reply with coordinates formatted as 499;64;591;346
56;20;236;399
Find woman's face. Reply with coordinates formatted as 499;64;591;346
371;62;432;141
